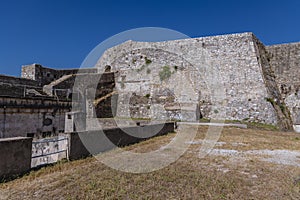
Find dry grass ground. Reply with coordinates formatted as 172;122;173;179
1;125;300;199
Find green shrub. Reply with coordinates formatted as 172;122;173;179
159;66;172;81
145;57;152;65
265;97;275;105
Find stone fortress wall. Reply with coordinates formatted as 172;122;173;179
1;31;300;179
0;64;116;138
97;32;299;130
0;32;299;137
21;64;98;86
0;74;39;87
0;65;74;138
266;42;300;98
266;43;300;124
0;73;41;98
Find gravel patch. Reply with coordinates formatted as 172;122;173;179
209;148;300;167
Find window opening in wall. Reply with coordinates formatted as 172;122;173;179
27;133;35;138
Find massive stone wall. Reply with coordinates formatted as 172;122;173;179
1;32;298;131
266;42;300;97
252;35;293;130
266;42;300;124
97;32;281;126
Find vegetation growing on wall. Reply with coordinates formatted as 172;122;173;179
159;66;172;81
136;65;146;72
132;58;137;64
265;97;275;105
144;57;152;65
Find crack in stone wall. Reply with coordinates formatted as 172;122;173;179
252;34;293;130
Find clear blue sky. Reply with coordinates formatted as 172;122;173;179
0;0;299;76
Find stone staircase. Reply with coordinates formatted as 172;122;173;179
43;74;74;96
94;91;117;106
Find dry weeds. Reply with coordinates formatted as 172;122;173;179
1;125;300;199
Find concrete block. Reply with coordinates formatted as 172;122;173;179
0;137;32;180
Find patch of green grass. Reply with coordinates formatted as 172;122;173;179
200;118;279;131
225;119;279;131
199;118;210;123
245;121;279;131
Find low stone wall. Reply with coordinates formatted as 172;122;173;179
0;74;39;87
0;123;174;180
0;74;42;98
68;122;175;160
0;137;32;180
